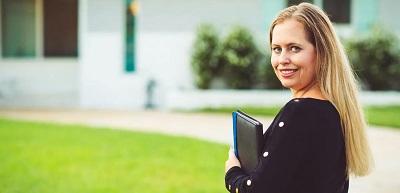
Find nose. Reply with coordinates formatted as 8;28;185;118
278;52;290;65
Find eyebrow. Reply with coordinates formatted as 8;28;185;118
271;42;302;47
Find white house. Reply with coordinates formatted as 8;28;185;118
1;0;399;110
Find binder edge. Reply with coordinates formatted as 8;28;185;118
232;111;239;157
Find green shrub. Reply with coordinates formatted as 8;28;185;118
219;26;261;89
191;24;221;89
346;27;400;90
256;51;283;89
190;24;283;89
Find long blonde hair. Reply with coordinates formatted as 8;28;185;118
269;3;373;177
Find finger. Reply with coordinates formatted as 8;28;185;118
229;149;236;158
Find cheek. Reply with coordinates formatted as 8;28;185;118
305;54;317;77
270;55;278;68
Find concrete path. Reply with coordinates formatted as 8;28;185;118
0;109;399;193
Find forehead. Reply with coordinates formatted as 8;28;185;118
271;19;309;44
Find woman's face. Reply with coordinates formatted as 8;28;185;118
270;19;317;92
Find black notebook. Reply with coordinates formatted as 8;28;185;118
232;110;264;174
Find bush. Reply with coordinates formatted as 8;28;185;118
256;51;283;89
191;24;220;89
346;27;400;90
219;26;261;89
190;24;282;90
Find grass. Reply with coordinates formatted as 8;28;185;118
198;105;400;129
365;106;400;128
0;118;228;193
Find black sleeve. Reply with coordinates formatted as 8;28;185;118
225;103;315;193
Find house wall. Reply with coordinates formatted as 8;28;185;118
0;59;79;108
0;0;79;108
378;0;400;34
261;0;285;29
137;0;266;108
79;0;147;110
352;0;378;33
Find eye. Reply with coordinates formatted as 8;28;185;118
290;46;301;52
272;47;282;54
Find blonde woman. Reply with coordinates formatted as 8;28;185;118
225;3;373;193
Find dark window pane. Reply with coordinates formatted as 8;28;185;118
1;0;36;57
287;0;313;6
43;0;78;57
323;0;351;23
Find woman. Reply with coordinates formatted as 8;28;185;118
225;3;373;193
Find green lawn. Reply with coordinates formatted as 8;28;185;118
365;106;400;128
0;118;228;193
198;105;400;129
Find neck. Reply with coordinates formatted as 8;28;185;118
291;82;325;100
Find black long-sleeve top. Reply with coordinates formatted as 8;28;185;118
225;98;348;193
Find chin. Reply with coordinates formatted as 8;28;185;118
279;80;292;89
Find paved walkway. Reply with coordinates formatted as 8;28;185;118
0;109;399;193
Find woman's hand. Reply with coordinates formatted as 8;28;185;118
225;148;241;173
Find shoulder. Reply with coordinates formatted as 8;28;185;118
279;98;341;130
283;98;338;118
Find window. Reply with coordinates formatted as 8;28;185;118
1;0;78;58
323;0;350;23
287;0;314;6
44;0;78;57
1;0;36;57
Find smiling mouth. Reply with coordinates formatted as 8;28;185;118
279;69;298;77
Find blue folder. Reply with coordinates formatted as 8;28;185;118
232;110;264;174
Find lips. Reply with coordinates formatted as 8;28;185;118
279;68;298;78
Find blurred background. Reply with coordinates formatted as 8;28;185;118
0;0;399;193
0;0;399;109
